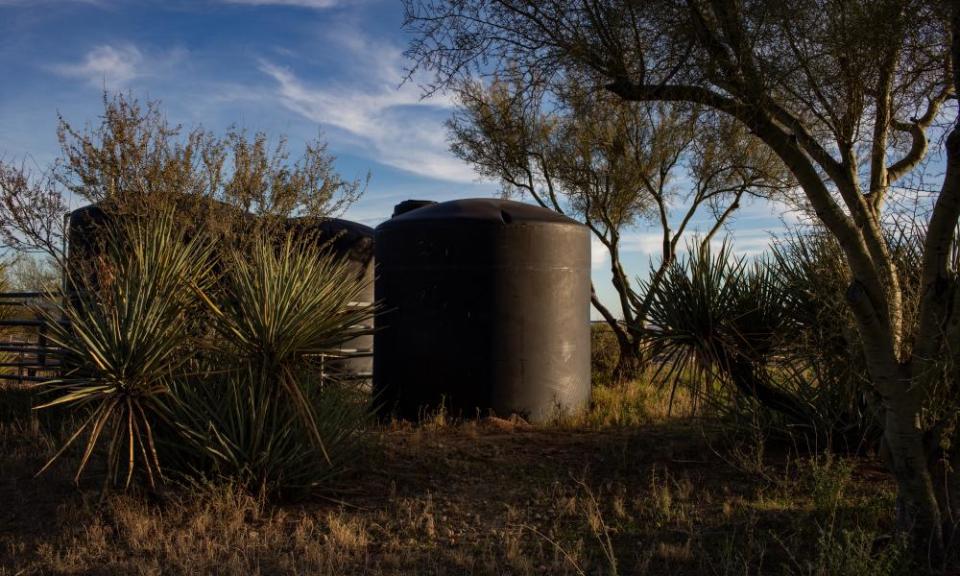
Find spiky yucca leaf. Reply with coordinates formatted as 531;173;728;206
204;237;372;363
642;240;810;423
35;214;213;488
769;231;882;447
641;241;745;401
172;367;371;494
180;234;375;493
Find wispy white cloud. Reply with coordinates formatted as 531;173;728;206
257;37;475;183
591;222;775;267
50;43;187;90
591;196;791;272
221;0;343;8
591;237;610;270
51;44;142;87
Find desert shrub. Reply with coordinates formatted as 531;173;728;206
781;454;910;576
800;528;909;576
768;230;886;451
34;216;374;494
590;323;621;387
643;237;885;451
171;369;371;496
643;241;808;418
171;236;374;495
33;215;212;488
645;226;949;454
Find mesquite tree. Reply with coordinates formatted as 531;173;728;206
449;76;787;381
405;0;959;565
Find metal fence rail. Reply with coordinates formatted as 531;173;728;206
0;292;373;386
0;292;61;386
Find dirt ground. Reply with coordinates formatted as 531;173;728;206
0;415;899;575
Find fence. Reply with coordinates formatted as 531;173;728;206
0;291;63;386
0;293;373;386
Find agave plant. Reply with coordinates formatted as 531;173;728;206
35;215;213;488
178;234;375;493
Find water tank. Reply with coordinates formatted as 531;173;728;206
373;198;591;422
66;205;375;382
66;200;249;289
392;199;437;217
286;217;375;381
66;204;113;292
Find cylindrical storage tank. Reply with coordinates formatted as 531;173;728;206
66;205;376;382
392;199;437;217
373;198;591;422
66;200;248;289
66;204;114;294
286;217;375;381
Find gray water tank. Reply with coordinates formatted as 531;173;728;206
373;198;591;422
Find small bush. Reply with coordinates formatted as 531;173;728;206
178;235;374;495
172;370;371;496
35;217;374;495
803;453;853;517
644;236;886;451
590;323;620;387
785;527;909;576
35;215;212;488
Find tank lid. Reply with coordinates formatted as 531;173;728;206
392;199;438;217
382;198;581;226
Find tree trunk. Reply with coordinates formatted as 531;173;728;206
611;337;643;384
871;360;946;566
715;348;811;425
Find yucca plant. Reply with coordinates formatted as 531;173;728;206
177;234;375;494
35;215;213;488
644;235;892;449
769;231;881;448
642;240;811;425
172;367;371;494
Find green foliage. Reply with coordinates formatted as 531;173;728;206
35;215;213;488
0;92;366;267
803;453;854;517
173;236;374;495
643;240;810;424
644;234;887;450
34;216;374;495
785;455;909;576
172;369;370;496
590;323;620;387
770;231;881;449
799;528;909;576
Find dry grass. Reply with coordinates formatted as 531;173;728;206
0;387;905;576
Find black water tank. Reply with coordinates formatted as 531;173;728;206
66;204;112;290
392;199;437;217
286;217;375;381
373;198;591;422
66;201;249;287
66;205;376;381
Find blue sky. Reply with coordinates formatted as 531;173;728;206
0;0;791;317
